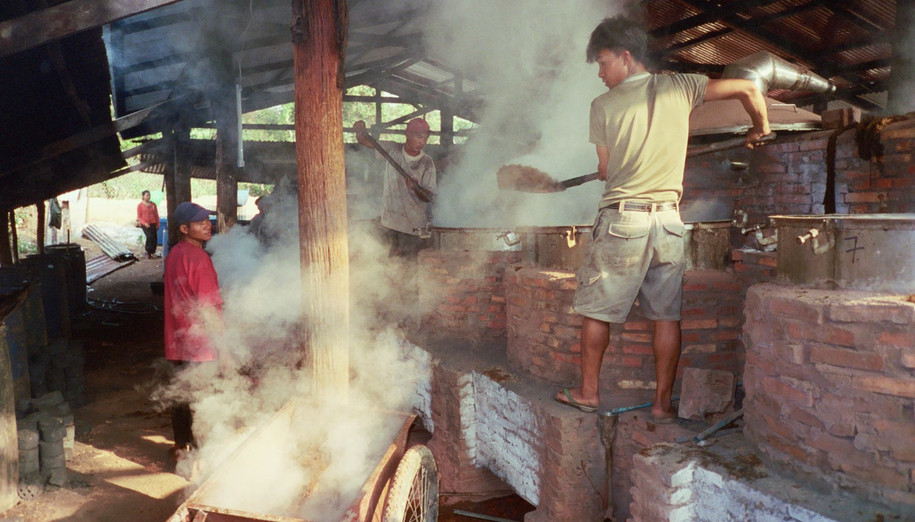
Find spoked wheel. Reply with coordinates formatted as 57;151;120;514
382;444;439;522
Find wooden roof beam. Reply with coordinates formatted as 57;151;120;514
650;0;784;38
0;0;184;58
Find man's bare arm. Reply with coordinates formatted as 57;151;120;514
595;145;610;181
705;79;771;148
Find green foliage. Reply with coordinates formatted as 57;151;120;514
88;172;166;199
87;85;477;201
241;182;273;197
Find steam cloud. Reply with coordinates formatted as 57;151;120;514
423;1;619;228
153;187;435;519
150;2;631;516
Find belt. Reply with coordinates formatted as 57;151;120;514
603;200;679;212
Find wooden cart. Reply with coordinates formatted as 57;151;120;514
167;399;438;522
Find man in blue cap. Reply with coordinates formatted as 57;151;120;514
163;201;223;461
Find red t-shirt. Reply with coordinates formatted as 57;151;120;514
137;202;160;226
163;241;223;361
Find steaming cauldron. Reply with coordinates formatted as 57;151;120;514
515;221;733;271
431;221;734;271
770;213;915;292
430;226;521;252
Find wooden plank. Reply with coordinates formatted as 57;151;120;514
0;97;185;180
0;0;184;58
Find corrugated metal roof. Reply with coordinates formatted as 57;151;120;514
0;0;904;212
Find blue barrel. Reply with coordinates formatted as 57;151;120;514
19;257;70;339
158;217;168;245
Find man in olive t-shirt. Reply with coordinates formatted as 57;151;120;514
554;16;770;421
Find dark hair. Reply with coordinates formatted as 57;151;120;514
141;190;150;197
586;16;648;64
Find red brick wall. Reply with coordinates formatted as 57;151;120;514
506;267;746;392
684;120;915;232
418;249;521;342
743;283;915;508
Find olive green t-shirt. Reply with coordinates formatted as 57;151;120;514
589;72;708;206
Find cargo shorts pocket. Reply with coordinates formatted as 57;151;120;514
606;222;649;263
661;221;686;238
608;223;649;240
576;266;603;287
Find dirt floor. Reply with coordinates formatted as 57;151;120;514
1;239;533;522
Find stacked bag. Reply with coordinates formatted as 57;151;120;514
28;338;86;408
15;391;76;499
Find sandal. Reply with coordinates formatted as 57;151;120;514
554;388;597;413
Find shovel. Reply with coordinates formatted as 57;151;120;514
360;131;434;202
497;132;776;194
496;165;600;193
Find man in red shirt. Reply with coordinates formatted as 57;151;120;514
163;201;222;459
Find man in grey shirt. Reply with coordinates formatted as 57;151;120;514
354;118;437;258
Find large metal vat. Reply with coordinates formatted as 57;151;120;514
684;220;733;271
432;220;734;272
515;221;732;271
431;226;521;252
769;213;915;292
516;225;592;271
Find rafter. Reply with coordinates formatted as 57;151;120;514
0;0;184;58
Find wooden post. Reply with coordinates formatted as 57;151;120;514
9;211;18;263
164;128;193;246
292;0;350;399
0;211;12;266
214;83;239;233
36;202;45;255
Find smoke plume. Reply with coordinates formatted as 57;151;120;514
423;1;618;228
153;187;434;519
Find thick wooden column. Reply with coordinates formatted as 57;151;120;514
9;211;18;263
36;203;45;255
292;0;350;399
164;128;192;246
214;85;239;232
0;212;11;266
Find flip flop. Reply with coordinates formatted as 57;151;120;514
554;388;597;413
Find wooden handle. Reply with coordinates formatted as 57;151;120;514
360;132;433;202
686;132;776;158
558;172;602;189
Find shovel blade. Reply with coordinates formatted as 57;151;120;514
496;164;563;193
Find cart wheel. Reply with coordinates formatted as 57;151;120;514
382;444;439;522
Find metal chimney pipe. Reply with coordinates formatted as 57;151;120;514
722;51;835;95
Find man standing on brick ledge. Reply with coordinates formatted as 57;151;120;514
554;16;770;421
